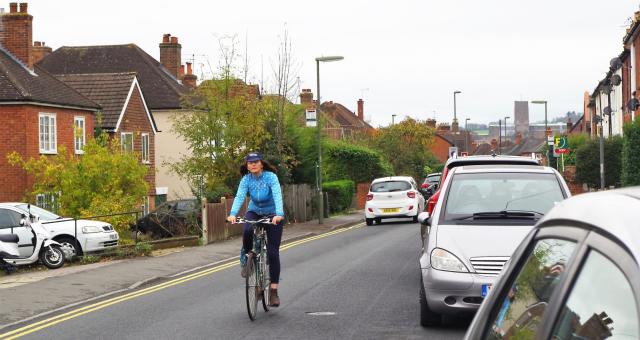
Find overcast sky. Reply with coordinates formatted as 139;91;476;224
25;0;640;127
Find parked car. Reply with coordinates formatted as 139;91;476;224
418;164;570;327
365;176;425;226
425;155;540;216
420;172;441;200
131;199;201;239
0;203;118;258
464;187;640;340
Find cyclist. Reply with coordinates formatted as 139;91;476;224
227;152;284;307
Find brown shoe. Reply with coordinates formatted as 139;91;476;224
269;288;280;307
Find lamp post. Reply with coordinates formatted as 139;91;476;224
392;114;397;125
315;55;343;224
453;91;461;132
498;119;502;155
465;118;470;153
531;100;549;165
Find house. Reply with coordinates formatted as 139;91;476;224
37;34;197;203
0;2;100;203
53;73;158;214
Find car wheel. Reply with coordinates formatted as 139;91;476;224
413;215;419;223
55;236;82;259
366;218;373;226
420;277;442;327
375;218;381;225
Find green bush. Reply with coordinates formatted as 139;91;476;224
565;134;589;166
622;120;640;186
575;136;622;188
325;141;393;183
135;242;154;256
323;180;355;213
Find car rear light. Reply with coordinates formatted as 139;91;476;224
407;191;416;199
409;205;414;210
366;194;373;201
368;208;373;212
420;183;428;189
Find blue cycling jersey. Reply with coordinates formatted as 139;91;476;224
230;171;285;217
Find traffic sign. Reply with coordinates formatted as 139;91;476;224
554;136;568;154
305;109;317;127
448;147;458;159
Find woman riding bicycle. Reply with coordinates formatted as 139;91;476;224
227;152;284;307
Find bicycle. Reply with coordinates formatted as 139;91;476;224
234;217;273;321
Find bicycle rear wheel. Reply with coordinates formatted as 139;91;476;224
261;248;270;312
245;255;258;321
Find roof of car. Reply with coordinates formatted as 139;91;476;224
426;173;442;177
371;176;415;184
444;155;540;169
540;187;640;261
455;164;550;173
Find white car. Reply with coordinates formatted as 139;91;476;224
364;176;425;225
0;203;119;258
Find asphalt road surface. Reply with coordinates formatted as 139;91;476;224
2;220;470;340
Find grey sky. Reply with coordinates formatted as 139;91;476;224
26;0;640;127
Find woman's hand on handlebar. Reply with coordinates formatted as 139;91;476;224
271;216;283;224
226;216;237;224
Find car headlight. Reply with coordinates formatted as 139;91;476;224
82;226;103;234
431;248;469;272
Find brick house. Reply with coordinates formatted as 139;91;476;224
38;34;196;203
52;73;158;213
0;2;100;202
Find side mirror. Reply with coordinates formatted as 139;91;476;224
417;212;430;225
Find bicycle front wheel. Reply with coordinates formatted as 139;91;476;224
245;255;259;321
261;249;271;312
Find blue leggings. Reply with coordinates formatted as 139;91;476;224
242;211;283;284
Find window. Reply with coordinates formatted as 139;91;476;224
551;251;639;340
74;116;86;154
121;132;133;152
370;181;412;192
0;208;22;229
143;196;150;216
39;113;57;154
36;193;59;213
487;238;577;339
141;133;150;163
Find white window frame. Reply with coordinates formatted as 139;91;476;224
39;113;57;154
142;196;150;215
74;116;86;154
141;133;150;164
121;132;134;153
36;192;59;212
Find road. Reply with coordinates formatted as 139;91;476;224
1;220;469;340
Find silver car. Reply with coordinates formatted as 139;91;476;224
418;164;570;327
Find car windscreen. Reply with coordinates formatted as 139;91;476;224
16;204;61;221
442;172;565;224
370;181;412;192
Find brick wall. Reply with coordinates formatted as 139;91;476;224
0;3;33;68
562;166;585;196
115;84;156;208
0;104;95;201
432;134;453;163
355;182;370;209
159;34;181;79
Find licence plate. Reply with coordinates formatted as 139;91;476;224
482;284;492;297
381;208;400;213
109;234;118;240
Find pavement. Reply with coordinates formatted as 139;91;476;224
0;210;365;328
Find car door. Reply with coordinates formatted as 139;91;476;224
0;207;33;257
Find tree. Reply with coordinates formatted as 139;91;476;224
7;132;148;236
622;119;640;186
369;117;436;180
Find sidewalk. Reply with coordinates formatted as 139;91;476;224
0;211;364;327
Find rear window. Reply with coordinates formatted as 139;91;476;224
370;181;412;193
442;172;565;224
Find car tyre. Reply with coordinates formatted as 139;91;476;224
365;218;373;226
55;236;82;259
420;277;442;327
375;218;381;225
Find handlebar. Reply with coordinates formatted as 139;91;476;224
232;217;275;225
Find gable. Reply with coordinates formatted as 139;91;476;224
116;79;158;134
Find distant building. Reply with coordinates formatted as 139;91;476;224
514;101;529;136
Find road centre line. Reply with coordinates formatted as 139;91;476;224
0;221;365;340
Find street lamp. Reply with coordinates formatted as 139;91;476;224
465;118;470;153
531;100;549;165
453;91;461;131
392;114;397;125
315;55;344;224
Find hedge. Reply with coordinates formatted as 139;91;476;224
325;141;393;183
323;180;355;213
622;119;640;186
575;136;622;188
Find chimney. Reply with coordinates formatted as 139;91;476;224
426;119;436;128
32;40;51;64
182;61;197;89
300;89;314;107
0;2;34;68
179;64;185;79
515;132;522;145
159;33;181;79
357;99;364;120
437;123;451;132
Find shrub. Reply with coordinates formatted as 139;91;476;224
135;242;154;256
323;180;355;213
325;141;393;183
622;119;640;186
575;136;622;188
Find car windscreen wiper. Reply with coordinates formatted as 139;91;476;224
454;210;543;221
